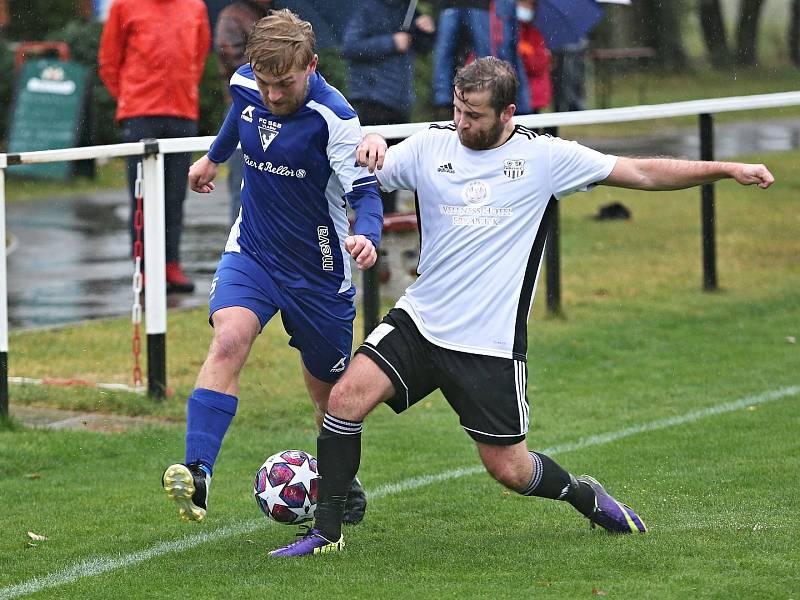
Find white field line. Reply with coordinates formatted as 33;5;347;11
1;384;797;599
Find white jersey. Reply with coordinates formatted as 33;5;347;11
377;124;617;360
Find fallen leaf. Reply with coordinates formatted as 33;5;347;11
24;473;41;480
787;336;796;344
592;588;607;596
27;531;47;541
747;405;757;412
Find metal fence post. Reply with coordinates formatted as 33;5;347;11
699;113;718;291
141;140;168;398
544;126;562;316
0;166;8;416
363;258;380;340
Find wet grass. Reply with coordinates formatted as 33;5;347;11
1;149;798;597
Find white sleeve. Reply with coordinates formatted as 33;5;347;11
548;137;617;199
375;133;422;192
310;102;377;192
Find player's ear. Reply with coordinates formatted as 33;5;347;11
307;54;319;74
500;103;516;123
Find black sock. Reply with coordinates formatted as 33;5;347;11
313;413;362;541
521;452;595;517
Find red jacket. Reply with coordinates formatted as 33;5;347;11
98;0;211;121
517;22;552;111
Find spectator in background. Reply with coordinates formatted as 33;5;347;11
489;0;530;114
515;0;551;114
552;38;589;112
431;0;491;120
342;0;435;213
215;0;272;222
98;0;210;293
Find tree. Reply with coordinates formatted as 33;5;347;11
736;0;766;66
7;0;79;40
631;0;689;70
790;0;800;66
698;0;731;68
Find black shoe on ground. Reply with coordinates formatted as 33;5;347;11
162;461;209;522
342;477;367;525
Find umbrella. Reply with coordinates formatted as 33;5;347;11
534;0;605;51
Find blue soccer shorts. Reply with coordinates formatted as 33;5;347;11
209;251;355;383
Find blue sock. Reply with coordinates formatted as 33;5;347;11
185;388;238;475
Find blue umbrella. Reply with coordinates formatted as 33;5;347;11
534;0;606;51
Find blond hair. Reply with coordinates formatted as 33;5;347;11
246;9;316;75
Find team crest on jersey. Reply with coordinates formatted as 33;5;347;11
461;179;491;207
503;159;526;180
257;118;281;152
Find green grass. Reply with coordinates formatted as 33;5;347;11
1;150;798;597
3;159;127;202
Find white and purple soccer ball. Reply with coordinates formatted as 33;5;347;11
254;449;318;524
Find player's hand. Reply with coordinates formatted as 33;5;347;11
357;133;387;173
188;154;218;193
732;163;774;189
345;235;377;270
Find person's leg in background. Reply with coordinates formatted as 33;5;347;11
162;117;198;293
432;8;463;116
122;116;154;261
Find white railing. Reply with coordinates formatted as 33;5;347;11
1;90;800;409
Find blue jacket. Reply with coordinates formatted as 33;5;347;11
341;0;434;116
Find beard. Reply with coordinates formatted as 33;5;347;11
457;117;505;150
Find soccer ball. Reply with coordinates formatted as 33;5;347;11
254;449;318;524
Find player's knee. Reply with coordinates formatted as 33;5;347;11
207;327;251;366
327;378;369;422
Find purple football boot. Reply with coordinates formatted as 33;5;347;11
577;475;647;534
269;527;344;557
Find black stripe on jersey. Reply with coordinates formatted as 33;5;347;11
429;123;456;131
514;125;539;140
413;192;422;275
512;196;557;360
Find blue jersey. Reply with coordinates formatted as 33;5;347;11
208;66;383;297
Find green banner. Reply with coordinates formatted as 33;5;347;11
7;59;90;180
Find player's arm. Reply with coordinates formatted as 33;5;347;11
344;178;383;270
190;105;241;193
329;120;383;270
603;157;774;191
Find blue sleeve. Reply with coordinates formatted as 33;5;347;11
345;178;384;249
207;105;240;163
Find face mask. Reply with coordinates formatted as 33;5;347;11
516;6;534;22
